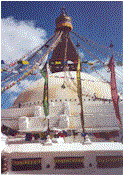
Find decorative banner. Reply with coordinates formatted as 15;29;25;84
108;55;122;127
40;63;49;117
77;56;85;132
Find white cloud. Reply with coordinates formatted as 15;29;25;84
1;17;47;64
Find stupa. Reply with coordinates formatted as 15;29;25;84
1;7;123;175
1;7;123;134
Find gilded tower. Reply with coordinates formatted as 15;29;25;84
49;7;78;73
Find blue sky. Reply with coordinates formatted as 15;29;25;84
1;1;123;109
1;1;123;58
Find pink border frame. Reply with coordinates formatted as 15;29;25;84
0;0;125;177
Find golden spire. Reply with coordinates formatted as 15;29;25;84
55;7;73;31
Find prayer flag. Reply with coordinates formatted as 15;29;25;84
77;56;85;132
40;63;49;117
108;55;122;127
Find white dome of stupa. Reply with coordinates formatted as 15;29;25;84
2;71;122;131
13;71;111;108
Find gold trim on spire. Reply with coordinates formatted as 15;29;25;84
55;8;73;31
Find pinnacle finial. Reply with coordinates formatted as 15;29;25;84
55;7;73;31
